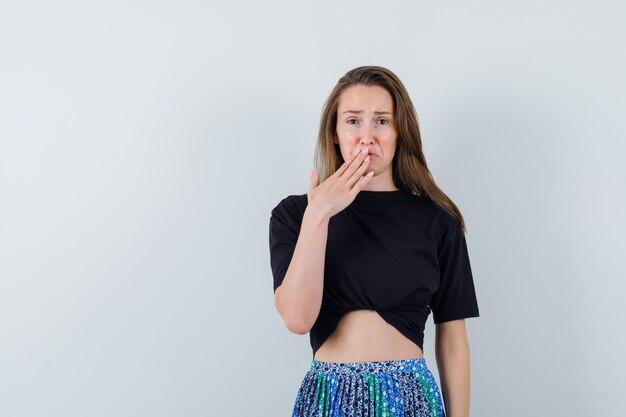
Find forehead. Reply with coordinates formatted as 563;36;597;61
337;84;394;112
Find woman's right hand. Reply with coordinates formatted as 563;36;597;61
306;146;375;218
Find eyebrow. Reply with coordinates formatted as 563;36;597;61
342;110;393;115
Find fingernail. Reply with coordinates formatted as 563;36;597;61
353;148;359;156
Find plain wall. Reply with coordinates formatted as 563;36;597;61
1;1;624;416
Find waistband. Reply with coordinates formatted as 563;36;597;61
310;357;429;375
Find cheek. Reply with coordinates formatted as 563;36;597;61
336;123;350;134
336;127;356;143
383;133;394;143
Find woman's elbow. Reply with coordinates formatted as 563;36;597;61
274;287;312;335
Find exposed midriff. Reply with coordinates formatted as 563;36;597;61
312;309;424;363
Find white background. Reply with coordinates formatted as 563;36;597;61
1;1;624;416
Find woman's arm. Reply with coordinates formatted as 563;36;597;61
434;319;472;417
274;205;331;334
273;150;373;334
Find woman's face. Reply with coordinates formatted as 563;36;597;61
334;84;398;187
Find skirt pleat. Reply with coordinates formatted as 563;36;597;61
291;357;445;417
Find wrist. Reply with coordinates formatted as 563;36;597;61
303;204;331;225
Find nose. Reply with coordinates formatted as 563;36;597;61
359;124;375;145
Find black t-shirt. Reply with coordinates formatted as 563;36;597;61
269;188;480;358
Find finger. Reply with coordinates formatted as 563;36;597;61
338;147;369;182
351;170;375;195
307;169;319;193
345;153;371;189
333;146;365;178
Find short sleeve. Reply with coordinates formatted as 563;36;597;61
268;195;304;293
430;212;480;324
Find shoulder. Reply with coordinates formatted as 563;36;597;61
406;193;451;224
271;193;308;219
414;196;462;242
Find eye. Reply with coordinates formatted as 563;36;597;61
377;118;389;125
347;118;358;125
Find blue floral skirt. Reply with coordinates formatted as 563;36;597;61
291;357;445;417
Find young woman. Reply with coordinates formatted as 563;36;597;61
269;66;480;417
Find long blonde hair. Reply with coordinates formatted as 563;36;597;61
314;65;468;233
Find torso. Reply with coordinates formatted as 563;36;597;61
313;309;424;362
